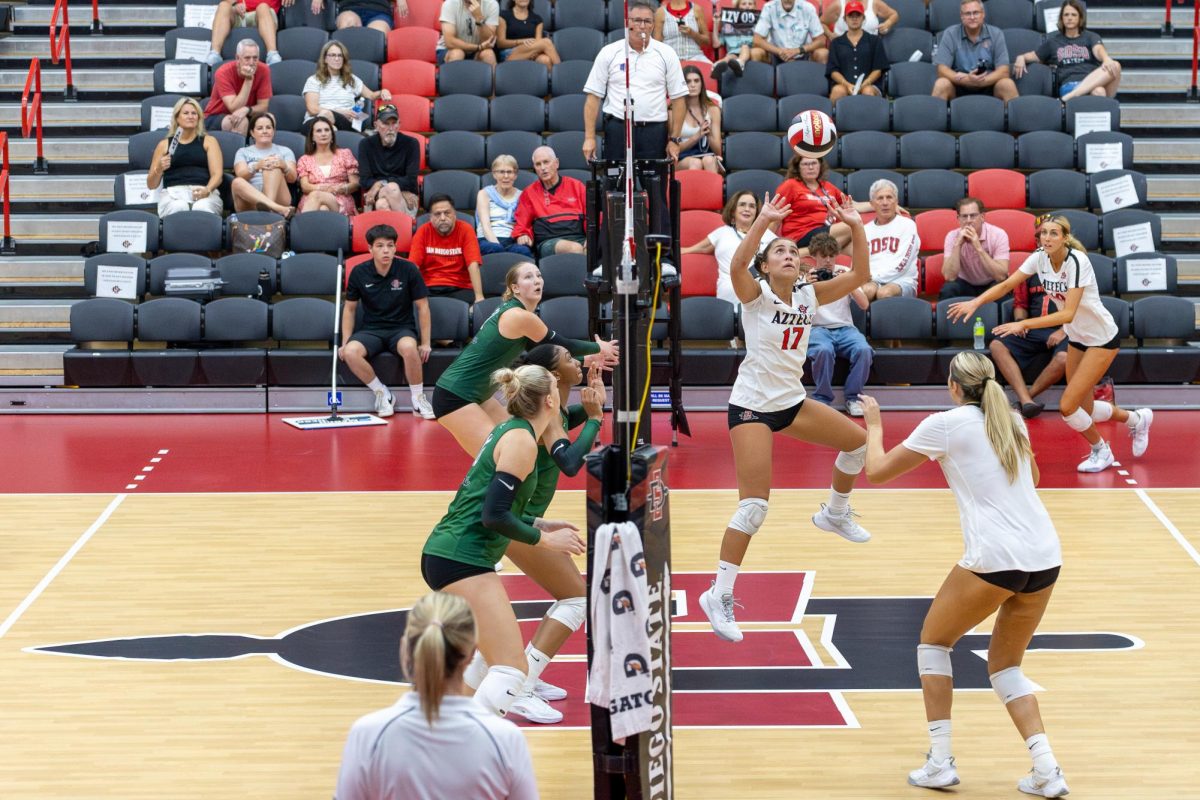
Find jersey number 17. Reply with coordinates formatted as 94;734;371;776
780;326;805;350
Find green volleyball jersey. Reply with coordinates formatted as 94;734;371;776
423;417;541;569
435;298;530;403
525;405;599;519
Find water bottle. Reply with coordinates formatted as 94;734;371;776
352;98;364;120
973;317;985;350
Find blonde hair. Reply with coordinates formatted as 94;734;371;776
1037;214;1085;254
401;592;475;726
490;154;519;173
502;262;537;301
166;97;205;140
492;364;554;419
949;351;1033;483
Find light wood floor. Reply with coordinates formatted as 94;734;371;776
1;488;1197;799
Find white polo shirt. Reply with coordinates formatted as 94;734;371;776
584;37;689;122
335;693;538;800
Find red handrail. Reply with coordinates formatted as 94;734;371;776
1165;0;1173;34
50;0;77;100
91;0;103;33
0;132;14;254
20;58;48;174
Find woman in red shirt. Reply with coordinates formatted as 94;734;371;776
775;154;861;249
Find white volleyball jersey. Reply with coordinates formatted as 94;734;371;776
866;215;920;288
1017;249;1118;346
729;279;819;412
903;404;1062;574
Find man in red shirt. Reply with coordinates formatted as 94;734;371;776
205;0;284;67
409;195;484;305
513;146;587;258
204;39;272;135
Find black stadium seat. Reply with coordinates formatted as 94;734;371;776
132;297;201;386
839;131;898;170
1134;296;1200;383
1017;131;1075;170
891;95;947;132
268;297;336;385
495;61;549;97
200;297;269;385
490;95;546;132
958;130;1016;169
867;296;937;384
64;299;134;386
775;60;828;97
899;131;956;170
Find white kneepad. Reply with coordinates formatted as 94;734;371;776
475;665;526;716
916;644;953;677
835;444;868;476
1062;407;1093;432
990;666;1037;705
729;498;769;536
1090;400;1114;423
547;596;586;632
464;649;489;690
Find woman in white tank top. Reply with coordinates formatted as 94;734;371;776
821;0;900;37
699;193;875;644
858;352;1069;798
948;214;1153;474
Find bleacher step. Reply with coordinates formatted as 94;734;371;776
1135;138;1200;164
0;35;164;60
0;68;153;94
0;299;77;332
1147;175;1200;203
1161;213;1200;243
1104;37;1198;60
0;101;139;128
9;175;114;204
0;257;84;287
1120;104;1200;128
10;137;129;165
3;214;98;244
12;5;175;27
0;345;71;375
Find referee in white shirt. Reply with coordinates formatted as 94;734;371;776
582;0;688;237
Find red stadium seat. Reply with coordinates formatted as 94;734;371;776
390;94;431;132
1008;252;1032;274
681;209;723;247
352;210;415;254
682;60;719;93
345;252;374;286
985;209;1037;252
968;169;1027;210
395;0;441;30
915;209;958;255
682;253;719;297
401;130;428;170
676;170;724;211
921;253;944;297
383;60;436;97
388;27;438;63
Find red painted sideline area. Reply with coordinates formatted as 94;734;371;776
0;411;1195;494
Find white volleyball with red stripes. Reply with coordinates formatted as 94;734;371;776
787;110;838;159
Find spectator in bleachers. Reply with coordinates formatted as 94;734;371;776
146;97;224;218
931;0;1018;103
358;104;420;216
439;0;500;65
340;223;433;419
231;111;297;217
204;38;272;136
683;190;778;305
820;0;898;38
940;196;1010;299
1012;0;1121;100
675;65;723;174
410;194;485;305
710;0;766;80
205;0;283;68
753;0;828;65
309;0;405;34
497;0;560;68
297;117;360;216
475;155;534;258
303;40;393;134
654;0;712;65
989;272;1068;419
806;232;872;416
776;154;853;248
513;146;587;258
825;0;888;104
862;178;920;299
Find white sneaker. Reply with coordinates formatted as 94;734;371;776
533;679;567;702
265;49;282;65
412;393;436;420
1018;766;1070;797
908;754;960;788
204;49;222;67
1129;408;1153;457
812;503;871;543
846;399;864;417
508;691;563;724
374;390;394;418
699;584;743;642
1076;443;1113;473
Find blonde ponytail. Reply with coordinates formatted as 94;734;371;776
492;364;554;419
949;351;1033;483
401;592;476;726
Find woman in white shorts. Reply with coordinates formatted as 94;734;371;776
949;214;1152;473
699;193;873;644
859;351;1069;798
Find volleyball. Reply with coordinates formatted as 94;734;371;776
788;110;838;159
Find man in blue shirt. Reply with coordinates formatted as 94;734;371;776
932;0;1018;102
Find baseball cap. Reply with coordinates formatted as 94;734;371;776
844;0;866;14
376;104;399;122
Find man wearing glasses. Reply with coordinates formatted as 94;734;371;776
932;0;1018;102
358;104;420;216
940;197;1011;299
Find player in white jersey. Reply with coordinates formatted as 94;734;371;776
949;214;1152;473
700;193;873;644
859;351;1069;798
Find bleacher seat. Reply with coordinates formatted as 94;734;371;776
1076;131;1134;172
921;253;946;297
899;131;956;169
1003;28;1044;60
427;295;471;375
1090;252;1117;294
552;27;605;62
906;169;965;209
1017;130;1075;170
148;253;211;295
64;299;135;386
283;0;336;30
681;210;723;248
891;94;947;132
681;252;719;297
848;169;905;203
928;0;961;31
266;95;307;132
164;27;213;61
1089;169;1148;214
490;95;546;132
351;210;413;253
720;60;775;97
548;94;590;132
279;253;338;295
1102;208;1162;255
554;0;605;30
270;60;316;97
288;210;350;253
724;132;785;171
268;297;336;385
839;131;898;170
330;27;387;65
721;95;778;134
383;61;437;97
677;171;725;211
539;296;590;340
680;297;740;384
1065;95;1120;136
486;131;544;168
209;130;245;169
968;169;1026;210
550;61;594;96
220;29;265;60
393;0;442;30
889;0;928;28
539;254;588;298
277;28;329;62
391;94;431;131
915;209;959;253
1014;62;1054;97
199;297;269;385
883;29;934;65
777;94;833;129
1117;252;1177;296
724;170;782;204
216;251;277;297
867;296;937;384
988;0;1036;28
421;171;480;212
386;27;437;63
834;95;890;132
481;255;522;296
1007;95;1063;133
545;132;590;170
1028;169;1087;209
986;209;1037;251
84;254;147;299
1052;209;1101;251
161;210;223;253
175;0;220;29
153;60;211;96
958;130;1016;169
1133;296;1200;383
140;94;186;132
427;130;487;169
433;94;489;132
935;296;1000;376
495;60;550;97
950;95;1005;133
132;297;201;386
1099;294;1140;381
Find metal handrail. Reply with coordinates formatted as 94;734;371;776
49;0;78;101
0;132;14;255
20;58;48;174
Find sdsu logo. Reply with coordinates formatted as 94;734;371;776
28;572;1140;730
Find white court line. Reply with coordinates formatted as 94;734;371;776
1135;488;1200;568
0;494;127;639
